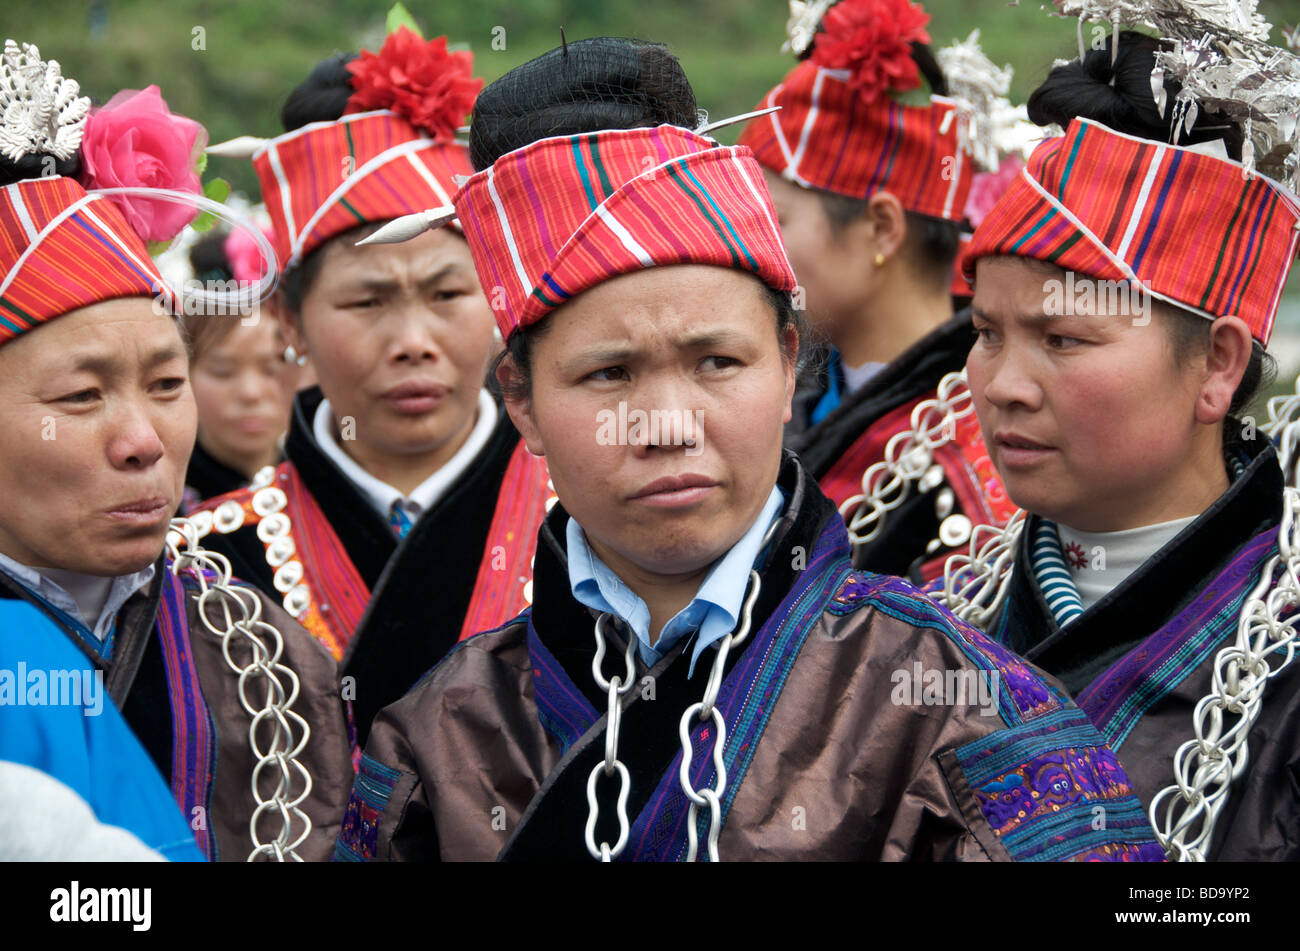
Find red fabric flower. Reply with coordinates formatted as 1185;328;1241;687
811;0;931;104
344;27;482;143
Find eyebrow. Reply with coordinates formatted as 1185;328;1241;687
559;328;752;374
338;263;468;296
971;308;1068;328
70;344;185;376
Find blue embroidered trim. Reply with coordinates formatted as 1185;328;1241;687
953;705;1164;862
335;753;402;862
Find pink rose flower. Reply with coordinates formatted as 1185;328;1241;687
964;155;1025;230
223;225;276;285
78;85;207;242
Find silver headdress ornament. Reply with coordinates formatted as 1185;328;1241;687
0;40;91;163
936;30;1042;172
782;0;836;54
1051;0;1300;190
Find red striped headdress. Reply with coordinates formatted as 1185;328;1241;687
0;176;169;344
963;117;1300;346
220;28;482;270
251;110;473;270
448;125;798;340
737;0;973;222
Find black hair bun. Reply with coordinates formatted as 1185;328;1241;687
281;53;359;132
468;37;699;171
1028;30;1242;159
0;151;81;188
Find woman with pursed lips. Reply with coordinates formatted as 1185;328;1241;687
945;28;1300;860
193;24;553;748
336;36;1162;863
0;41;353;861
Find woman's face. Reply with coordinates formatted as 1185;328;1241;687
761;168;873;337
966;256;1225;531
0;298;196;576
506;265;795;582
282;226;497;473
189;315;297;474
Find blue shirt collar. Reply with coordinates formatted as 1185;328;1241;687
566;485;786;677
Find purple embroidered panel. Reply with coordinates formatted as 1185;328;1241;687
1075;530;1275;748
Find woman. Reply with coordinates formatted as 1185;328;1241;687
0;40;352;860
736;0;1015;580
196;22;553;745
180;230;300;511
335;37;1162;862
946;25;1300;860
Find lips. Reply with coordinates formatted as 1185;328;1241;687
995;432;1052;451
105;497;171;525
380;380;449;414
629;474;720;508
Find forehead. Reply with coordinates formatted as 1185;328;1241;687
312;225;472;284
972;256;1066;315
18;297;183;361
544;265;772;345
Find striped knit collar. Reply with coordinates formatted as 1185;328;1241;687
1029;450;1251;630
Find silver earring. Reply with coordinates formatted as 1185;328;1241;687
283;345;308;367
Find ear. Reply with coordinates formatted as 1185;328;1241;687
780;324;799;425
495;356;546;456
1194;315;1253;426
267;291;306;358
865;191;907;263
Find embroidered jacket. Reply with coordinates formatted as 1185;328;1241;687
0;556;353;861
336;453;1162;862
986;438;1300;860
788;313;1014;580
193;385;552;745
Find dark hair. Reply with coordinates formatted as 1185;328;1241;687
0;151;81;188
468;37;699;171
281;53;358;132
1028;30;1243;158
816;191;962;286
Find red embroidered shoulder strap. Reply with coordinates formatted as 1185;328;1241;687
194;462;369;661
458;440;554;642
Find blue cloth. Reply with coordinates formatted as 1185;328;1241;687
567;486;785;676
809;348;845;426
0;600;204;861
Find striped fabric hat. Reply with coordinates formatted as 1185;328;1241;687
963;117;1300;345
252;110;472;270
737;61;973;222
0;176;169;346
452;125;797;340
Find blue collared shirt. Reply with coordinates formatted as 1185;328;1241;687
566;485;785;676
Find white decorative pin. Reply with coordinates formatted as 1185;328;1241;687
354;204;457;246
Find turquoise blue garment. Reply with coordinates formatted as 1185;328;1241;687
0;600;204;861
567;486;785;676
809;348;845;426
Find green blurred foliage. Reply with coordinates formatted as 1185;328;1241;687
6;0;1296;198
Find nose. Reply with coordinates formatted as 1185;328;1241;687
384;302;444;366
107;400;166;470
627;375;701;458
975;344;1042;414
